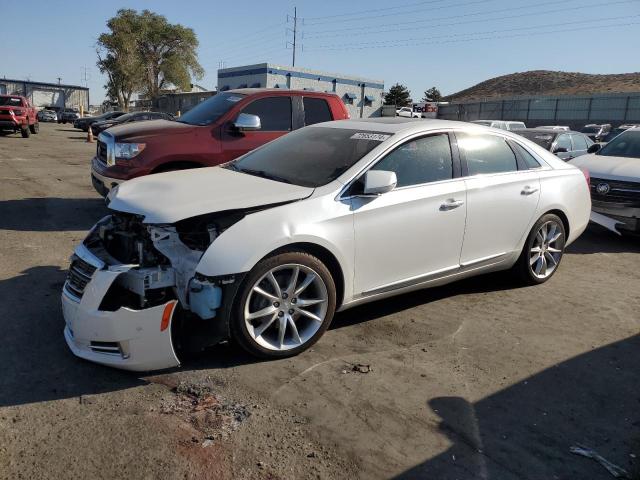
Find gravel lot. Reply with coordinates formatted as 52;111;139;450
1;123;639;480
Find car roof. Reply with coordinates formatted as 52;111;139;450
313;117;475;134
227;88;339;97
519;128;581;135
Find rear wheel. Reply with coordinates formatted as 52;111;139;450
514;213;566;285
30;121;39;134
231;251;336;358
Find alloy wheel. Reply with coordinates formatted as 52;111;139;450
529;220;564;279
243;264;329;351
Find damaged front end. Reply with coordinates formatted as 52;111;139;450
62;210;246;371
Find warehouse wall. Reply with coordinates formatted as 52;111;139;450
0;80;89;110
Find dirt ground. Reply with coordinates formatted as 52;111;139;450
0;123;639;480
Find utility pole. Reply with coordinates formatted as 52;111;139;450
287;7;298;67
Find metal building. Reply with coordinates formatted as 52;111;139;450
217;63;384;119
0;78;89;111
438;92;640;129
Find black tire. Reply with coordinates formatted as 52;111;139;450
30;121;39;134
231;251;337;359
514;213;566;285
21;125;30;138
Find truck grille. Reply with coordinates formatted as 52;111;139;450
64;256;97;300
590;177;640;205
97;140;108;165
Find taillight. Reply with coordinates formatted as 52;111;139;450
580;167;590;186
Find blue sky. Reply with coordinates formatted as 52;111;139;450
2;0;639;104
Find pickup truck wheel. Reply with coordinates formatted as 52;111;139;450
21;125;30;138
29;122;39;134
231;251;336;359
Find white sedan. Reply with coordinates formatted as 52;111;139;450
62;118;591;371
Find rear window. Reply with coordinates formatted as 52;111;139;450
0;97;23;107
457;132;518;175
517;131;555;150
241;96;292;131
303;97;333;126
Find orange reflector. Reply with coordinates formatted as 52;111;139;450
160;301;177;332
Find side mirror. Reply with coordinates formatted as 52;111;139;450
587;143;601;154
362;170;397;196
553;147;568;154
233;113;261;131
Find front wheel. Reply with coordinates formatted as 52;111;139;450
231;251;336;359
21;125;30;138
514;213;566;285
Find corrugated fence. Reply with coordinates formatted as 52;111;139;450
438;92;640;129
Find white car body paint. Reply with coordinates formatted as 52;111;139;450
64;118;591;370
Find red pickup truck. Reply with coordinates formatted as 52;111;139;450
91;88;350;196
0;95;39;138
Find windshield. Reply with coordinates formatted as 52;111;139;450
0;97;23;107
177;92;245;126
517;131;555;150
581;126;599;134
597;129;640;158
113;113;135;122
226;127;389;187
472;121;492;126
602;128;626;143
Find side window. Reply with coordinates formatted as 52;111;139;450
511;142;541;169
571;134;588;150
371;134;453;187
303;97;333;126
457;132;518;175
242;96;292;131
555;134;572;151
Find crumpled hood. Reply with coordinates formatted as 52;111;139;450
570;154;640;182
108;167;314;224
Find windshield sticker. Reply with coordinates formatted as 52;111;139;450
226;96;243;102
350;132;390;141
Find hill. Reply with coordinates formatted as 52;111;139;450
445;70;640;102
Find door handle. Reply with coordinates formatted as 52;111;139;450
521;186;539;195
440;199;464;210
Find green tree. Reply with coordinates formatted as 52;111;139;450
421;86;442;103
96;9;204;109
136;10;204;100
384;83;412;107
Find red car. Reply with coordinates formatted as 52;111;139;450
91;88;350;196
0;95;39;137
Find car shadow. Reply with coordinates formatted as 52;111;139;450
394;334;640;480
566;225;640;255
67;136;88;140
0;197;108;231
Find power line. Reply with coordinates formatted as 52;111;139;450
306;13;639;49
302;0;584;35
302;0;494;25
303;17;640;51
303;0;449;21
303;0;638;39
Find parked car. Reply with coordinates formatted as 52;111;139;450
0;95;39;137
600;124;640;144
63;118;591;371
470;120;526;131
570;127;640;234
90;111;174;136
74;110;125;131
535;125;570;131
58;108;81;124
580;123;611;142
396;106;420;118
516;128;594;161
37;109;57;123
90;89;350;196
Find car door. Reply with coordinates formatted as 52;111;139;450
570;133;589;159
552;133;573;160
457;132;541;266
220;95;293;161
351;132;467;295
